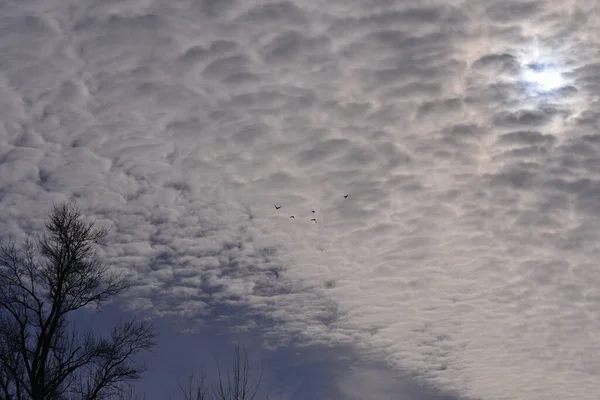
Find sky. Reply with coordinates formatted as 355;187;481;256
1;0;600;399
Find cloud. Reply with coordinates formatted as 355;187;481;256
2;0;600;399
336;362;462;400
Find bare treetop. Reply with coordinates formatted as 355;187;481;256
38;202;129;312
0;201;158;400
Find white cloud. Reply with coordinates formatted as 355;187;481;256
2;0;600;399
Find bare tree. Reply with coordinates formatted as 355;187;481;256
0;201;158;400
213;344;263;400
176;344;266;400
177;370;210;400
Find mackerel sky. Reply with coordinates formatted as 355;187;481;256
1;0;599;399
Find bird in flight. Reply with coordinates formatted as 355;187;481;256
310;218;317;223
344;195;348;198
290;216;295;218
312;210;315;213
274;204;281;209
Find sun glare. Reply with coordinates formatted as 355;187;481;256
521;63;565;92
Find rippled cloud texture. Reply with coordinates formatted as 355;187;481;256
2;0;600;399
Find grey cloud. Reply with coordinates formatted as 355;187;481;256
354;59;459;94
347;30;456;62
322;101;372;120
328;6;468;38
471;53;520;75
75;13;171;67
493;108;558;127
236;2;308;26
295;139;350;166
260;30;331;64
203;54;253;80
74;13;162;34
573;63;600;94
209;39;239;53
177;39;239;67
491;145;552;164
0;147;44;187
464;82;522;108
548;177;600;215
232;123;270;146
417;98;463;119
573;109;600;128
0;15;59;71
381;82;442;100
486;1;542;23
496;130;557;147
372;142;413;169
488;163;541;189
339;145;378;168
222;72;261;85
443;123;483;139
228;88;317;111
178;46;218;65
387;174;426;194
199;0;238;17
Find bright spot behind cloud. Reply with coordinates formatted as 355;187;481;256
522;63;565;92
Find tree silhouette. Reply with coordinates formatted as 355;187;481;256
0;201;158;400
213;344;264;400
176;343;265;400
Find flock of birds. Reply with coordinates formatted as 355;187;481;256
274;194;349;223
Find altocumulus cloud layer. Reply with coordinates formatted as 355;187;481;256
1;0;600;398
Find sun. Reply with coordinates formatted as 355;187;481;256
521;62;565;92
514;39;571;97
